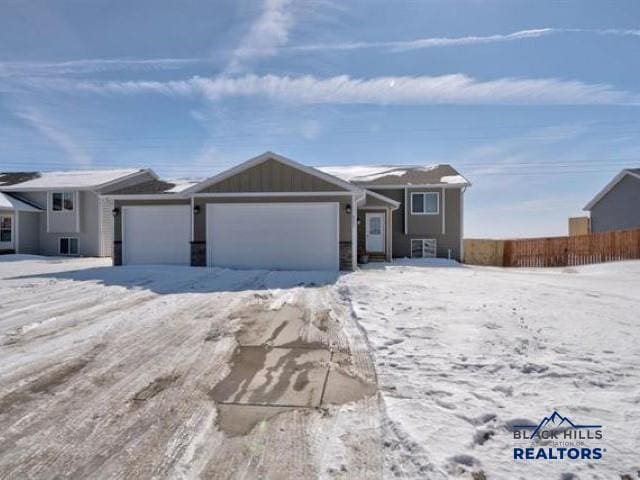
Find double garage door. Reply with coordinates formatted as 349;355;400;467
122;203;339;271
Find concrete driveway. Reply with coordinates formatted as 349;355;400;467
0;257;381;479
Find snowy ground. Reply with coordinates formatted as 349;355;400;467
0;255;638;479
347;259;640;479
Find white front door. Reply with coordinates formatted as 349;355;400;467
365;212;385;253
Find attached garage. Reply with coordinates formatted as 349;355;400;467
206;203;339;271
122;205;190;265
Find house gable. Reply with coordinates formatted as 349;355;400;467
189;152;360;194
584;169;640;210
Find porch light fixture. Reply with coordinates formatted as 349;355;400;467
111;207;120;216
193;205;201;215
345;204;352;214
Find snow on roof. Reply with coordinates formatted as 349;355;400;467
0;192;41;212
165;179;201;193
0;169;144;190
317;165;413;182
317;164;469;186
440;175;467;185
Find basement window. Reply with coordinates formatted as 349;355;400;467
59;237;79;255
0;216;11;242
411;239;437;258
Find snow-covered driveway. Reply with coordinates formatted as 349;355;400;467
344;259;640;479
0;255;638;479
0;256;380;479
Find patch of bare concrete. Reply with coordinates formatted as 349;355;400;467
211;300;377;437
211;346;329;407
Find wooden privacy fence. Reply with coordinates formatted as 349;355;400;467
502;228;640;267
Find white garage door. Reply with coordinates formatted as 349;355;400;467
207;203;339;271
123;205;190;265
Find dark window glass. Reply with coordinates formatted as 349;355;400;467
63;192;74;210
69;238;78;255
412;194;424;213
0;216;11;242
424;193;438;213
52;193;63;211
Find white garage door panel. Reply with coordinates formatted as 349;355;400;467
123;206;190;265
207;203;338;271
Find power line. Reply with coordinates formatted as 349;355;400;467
2;119;640;143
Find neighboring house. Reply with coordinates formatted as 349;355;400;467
584;168;640;233
106;152;470;271
0;169;155;256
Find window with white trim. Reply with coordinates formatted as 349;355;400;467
59;237;79;255
52;192;74;211
411;192;439;215
411;239;437;258
0;216;11;242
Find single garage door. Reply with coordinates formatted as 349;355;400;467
207;203;339;271
123;205;191;265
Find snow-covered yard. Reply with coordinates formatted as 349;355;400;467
348;259;640;479
0;255;638;479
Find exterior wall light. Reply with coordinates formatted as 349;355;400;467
345;204;352;214
112;207;120;216
193;205;201;215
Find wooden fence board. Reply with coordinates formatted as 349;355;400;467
502;228;640;267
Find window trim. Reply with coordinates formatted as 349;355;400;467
410;238;437;258
0;215;12;243
51;192;75;212
410;192;439;215
59;237;79;255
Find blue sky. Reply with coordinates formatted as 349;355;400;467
1;0;639;237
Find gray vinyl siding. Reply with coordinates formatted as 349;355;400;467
590;174;640;233
200;159;349;193
17;211;40;254
192;196;352;243
371;187;463;261
17;191;102;256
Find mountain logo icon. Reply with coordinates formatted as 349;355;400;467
513;411;602;440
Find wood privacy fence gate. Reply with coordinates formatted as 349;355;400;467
502;229;640;267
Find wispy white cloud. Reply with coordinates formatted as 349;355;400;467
1;27;636;79
287;27;640;53
290;28;555;52
0;58;201;78
57;73;639;106
226;0;294;72
16;108;92;167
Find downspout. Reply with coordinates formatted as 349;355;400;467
387;207;393;261
441;186;446;235
15;211;20;254
404;187;408;235
351;193;360;270
460;186;467;262
190;196;195;242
